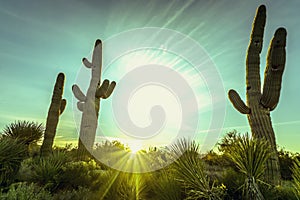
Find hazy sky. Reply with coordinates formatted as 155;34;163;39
0;0;299;152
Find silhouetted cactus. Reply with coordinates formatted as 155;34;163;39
228;5;287;185
40;73;66;157
72;39;116;154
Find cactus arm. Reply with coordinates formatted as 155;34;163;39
261;28;287;110
246;5;266;94
72;84;86;102
95;80;116;99
77;102;84;112
82;40;102;69
82;58;93;68
228;89;251;114
60;99;67;114
98;80;109;96
102;81;116;99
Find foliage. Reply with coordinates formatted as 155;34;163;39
59;159;104;191
117;173;149;200
25;151;68;192
98;171;150;200
0;137;27;187
2;121;44;145
0;182;52;200
220;167;244;199
225;133;271;199
52;187;98;200
259;181;298;200
292;158;300;198
171;139;226;200
149;170;182;200
218;130;239;154
2;124;300;199
278;148;295;180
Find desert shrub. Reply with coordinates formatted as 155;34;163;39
170;139;226;200
223;132;274;199
278;148;294;180
220;167;245;199
259;181;298;200
0;137;27;187
292;158;300;198
58;159;105;191
149;170;182;200
2;121;44;145
52;187;98;200
117;173;149;200
95;171;150;200
0;182;52;200
25;151;68;192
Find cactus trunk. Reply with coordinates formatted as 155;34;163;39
247;103;280;185
40;73;66;157
228;5;286;185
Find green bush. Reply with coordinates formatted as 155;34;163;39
220;167;244;199
52;187;98;200
0;137;27;187
24;151;68;192
59;159;105;191
149;170;182;200
278;149;294;180
2;121;44;145
224;133;271;199
171;139;226;200
0;182;52;200
259;181;298;200
292;158;300;198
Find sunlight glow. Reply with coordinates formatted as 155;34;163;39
127;140;143;154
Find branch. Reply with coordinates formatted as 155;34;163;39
261;28;287;110
228;89;251;114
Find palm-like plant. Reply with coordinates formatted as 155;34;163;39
150;170;182;200
2;121;44;145
292;158;300;198
0;137;27;186
170;139;225;200
29;151;67;192
225;133;271;200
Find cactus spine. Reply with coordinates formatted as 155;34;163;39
228;5;287;185
40;73;66;157
72;39;116;154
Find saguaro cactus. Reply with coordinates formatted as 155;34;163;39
72;39;116;154
40;73;66;157
228;5;287;185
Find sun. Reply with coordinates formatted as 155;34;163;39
127;140;143;154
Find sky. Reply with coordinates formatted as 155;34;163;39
0;0;300;152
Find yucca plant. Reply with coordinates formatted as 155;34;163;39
150;170;182;200
2;121;44;145
29;151;68;192
0;137;27;187
170;139;225;200
292;158;300;198
117;173;149;200
225;133;272;200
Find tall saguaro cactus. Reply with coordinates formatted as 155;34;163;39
72;39;116;154
228;5;287;185
40;73;66;157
